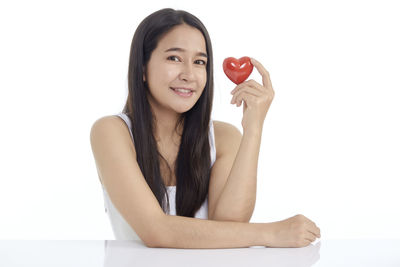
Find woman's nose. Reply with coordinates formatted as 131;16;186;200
178;62;195;81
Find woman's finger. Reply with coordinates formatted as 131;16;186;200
250;57;273;89
231;88;262;105
231;79;264;95
231;81;263;105
308;229;320;239
306;220;321;238
306;224;321;238
305;232;317;243
246;79;267;92
235;93;257;107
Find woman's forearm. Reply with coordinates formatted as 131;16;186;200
212;129;262;222
150;214;273;248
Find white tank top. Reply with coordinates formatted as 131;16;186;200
101;113;217;240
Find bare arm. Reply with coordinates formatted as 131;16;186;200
211;128;260;222
150;214;272;248
151;213;321;249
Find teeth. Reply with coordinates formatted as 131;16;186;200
174;88;192;93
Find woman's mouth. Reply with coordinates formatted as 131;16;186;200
170;87;194;98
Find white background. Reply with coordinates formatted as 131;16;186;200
0;0;399;239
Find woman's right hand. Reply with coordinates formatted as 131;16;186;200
266;214;321;248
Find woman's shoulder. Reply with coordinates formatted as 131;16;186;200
212;120;242;158
212;120;237;129
90;115;134;151
90;115;128;133
212;120;242;136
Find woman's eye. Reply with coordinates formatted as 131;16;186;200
195;60;206;65
167;56;180;62
167;56;206;65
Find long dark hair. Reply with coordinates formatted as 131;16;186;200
122;8;214;217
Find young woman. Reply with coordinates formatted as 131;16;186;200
90;8;321;248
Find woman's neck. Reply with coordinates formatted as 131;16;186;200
147;91;184;144
153;112;184;147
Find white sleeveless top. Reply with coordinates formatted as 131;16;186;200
101;113;217;240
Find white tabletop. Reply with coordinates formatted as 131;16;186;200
1;239;399;267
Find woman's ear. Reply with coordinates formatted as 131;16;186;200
142;66;146;82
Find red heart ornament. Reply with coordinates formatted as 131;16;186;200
223;56;253;84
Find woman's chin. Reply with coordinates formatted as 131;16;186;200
172;103;196;114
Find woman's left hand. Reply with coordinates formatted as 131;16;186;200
230;57;275;133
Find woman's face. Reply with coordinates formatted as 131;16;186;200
144;24;208;114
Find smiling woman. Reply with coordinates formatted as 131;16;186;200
90;8;321;249
144;23;209;114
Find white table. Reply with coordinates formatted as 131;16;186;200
1;239;399;266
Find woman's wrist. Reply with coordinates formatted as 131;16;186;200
243;126;263;138
261;222;278;247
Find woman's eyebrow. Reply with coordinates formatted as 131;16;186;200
164;47;208;58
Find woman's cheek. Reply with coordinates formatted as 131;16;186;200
164;65;180;78
198;69;207;88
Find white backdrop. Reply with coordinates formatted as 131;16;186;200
0;0;399;239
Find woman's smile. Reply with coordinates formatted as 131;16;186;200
170;87;194;98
